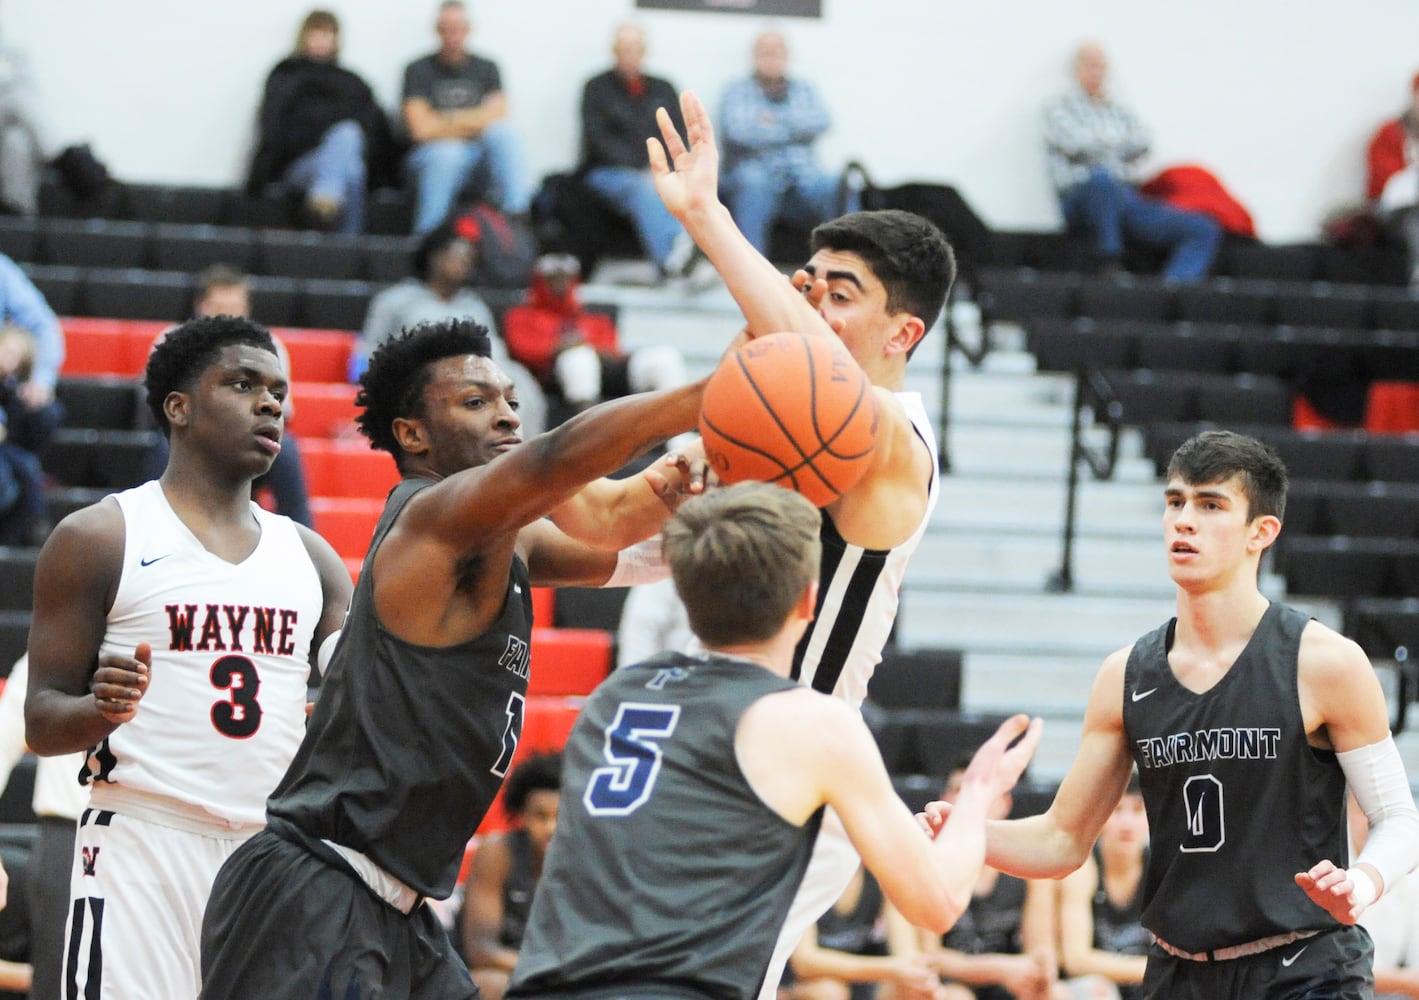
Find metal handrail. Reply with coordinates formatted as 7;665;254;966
1047;367;1123;593
937;291;991;473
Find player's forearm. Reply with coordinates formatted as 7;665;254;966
24;688;115;756
985;814;1091;880
680;200;834;340
1061;948;1145;984
791;948;899;984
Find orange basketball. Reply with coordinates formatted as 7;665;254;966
699;332;879;507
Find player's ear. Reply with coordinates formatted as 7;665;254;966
797;579;819;622
885;314;925;358
1247;513;1282;554
162;390;190;430
391;416;429;456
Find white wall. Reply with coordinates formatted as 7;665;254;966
9;0;1419;241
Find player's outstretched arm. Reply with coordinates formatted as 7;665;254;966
548;446;709;552
25;500;145;756
648;90;836;343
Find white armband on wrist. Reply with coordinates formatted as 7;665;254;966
604;537;668;588
1338;734;1419;900
315;630;341;678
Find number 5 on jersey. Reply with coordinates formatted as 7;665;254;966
584;703;681;817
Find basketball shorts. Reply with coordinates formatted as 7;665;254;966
1141;925;1374;999
756;806;860;1000
63;805;251;999
200;828;478;1000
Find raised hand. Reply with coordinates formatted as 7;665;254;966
648;90;722;222
960;713;1043;804
643;443;713;514
1295;860;1368;924
91;641;151;725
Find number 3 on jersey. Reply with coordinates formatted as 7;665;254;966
210;655;262;739
584;703;681;817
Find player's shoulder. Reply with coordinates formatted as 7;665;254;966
47;494;125;550
1297;615;1370;681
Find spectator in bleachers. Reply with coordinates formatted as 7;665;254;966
1367;71;1419;287
785;862;946;1000
579;23;700;282
1043;43;1221;283
0;33;43;217
720;30;846;257
1055;776;1148;999
922;761;1113;1000
402;0;530;234
355;218;547;435
139;265;315;527
503;253;688;425
247;9;391;235
0;654;86;1000
459;751;562;1000
0;324;58;545
0;252;63;410
615;576;692;669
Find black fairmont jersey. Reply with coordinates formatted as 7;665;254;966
509;652;824;1000
267;478;534;899
1123;603;1347;954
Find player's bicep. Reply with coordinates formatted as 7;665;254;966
28;505;123;698
519;519;618;588
297;525;354;655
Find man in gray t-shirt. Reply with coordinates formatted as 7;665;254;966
401;0;529;233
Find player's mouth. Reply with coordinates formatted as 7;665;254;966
1170;540;1198;556
493;436;522;453
255;424;283;455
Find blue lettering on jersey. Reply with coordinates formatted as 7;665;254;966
499;635;530;679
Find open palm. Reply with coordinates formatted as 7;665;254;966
648;90;721;220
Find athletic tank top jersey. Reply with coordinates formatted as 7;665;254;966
793;392;938;706
88;480;321;829
499;827;538;948
509;652;824;1000
940;872;1026;956
1122;602;1347;954
816;869;886;956
1089;849;1149;957
267;478;533;899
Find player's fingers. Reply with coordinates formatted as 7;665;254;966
657;107;688;161
134;641;152;670
684;90;715;143
646;136;669;176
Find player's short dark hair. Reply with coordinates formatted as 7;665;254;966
353;318;492;458
503;751;562;816
144;315;277;436
810;209;957;351
663;482;821;648
1165;429;1288;522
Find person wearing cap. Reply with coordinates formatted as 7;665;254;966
579;23;700;282
1368;71;1419;286
503;253;687;425
354;218;547;435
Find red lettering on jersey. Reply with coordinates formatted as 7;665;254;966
252;607;276;654
222;605;249;652
278;609;299;656
196;605;228;652
166;604;198;651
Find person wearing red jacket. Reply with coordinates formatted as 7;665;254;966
503;254;688;422
1367;72;1419;284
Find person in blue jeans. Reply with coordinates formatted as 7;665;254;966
719;30;848;257
248;9;387;235
579;23;699;281
401;0;530;234
1043;43;1220;283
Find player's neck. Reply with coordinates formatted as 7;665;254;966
1173;584;1270;655
701;639;794;678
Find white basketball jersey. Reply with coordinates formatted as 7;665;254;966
792;391;939;707
87;481;321;829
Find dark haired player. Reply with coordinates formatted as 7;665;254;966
25;315;352;997
200;318;706;998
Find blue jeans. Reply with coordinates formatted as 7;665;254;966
582;166;683;268
283;120;367;235
725;161;843;255
406;122;529;233
1060;166;1222;282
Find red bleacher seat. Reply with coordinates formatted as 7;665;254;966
531;587;554;627
299;437;398;499
60;318;167;377
310;497;383;561
275;328;355;383
290;381;360;438
522;694;583;751
528;627;612;697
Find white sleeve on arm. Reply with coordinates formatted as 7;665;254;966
1339;735;1419;903
604;536;668;589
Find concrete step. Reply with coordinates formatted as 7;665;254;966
932;475;1162;536
911;530;1174;597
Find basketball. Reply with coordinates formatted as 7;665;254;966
698;332;879;507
